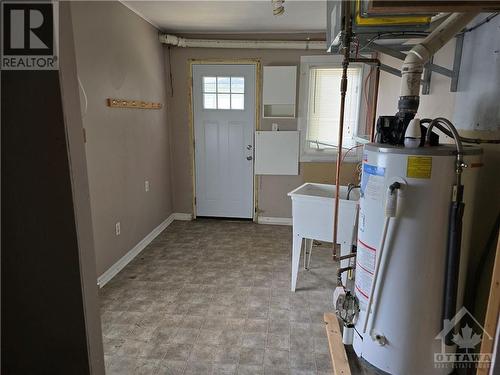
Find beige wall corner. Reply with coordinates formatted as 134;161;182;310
71;1;174;276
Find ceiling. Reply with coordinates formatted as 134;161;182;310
122;1;327;33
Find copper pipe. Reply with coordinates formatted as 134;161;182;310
337;253;357;261
333;4;352;260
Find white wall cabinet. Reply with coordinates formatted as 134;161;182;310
254;131;299;175
262;66;297;118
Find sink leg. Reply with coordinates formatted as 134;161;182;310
291;234;303;292
304;239;313;270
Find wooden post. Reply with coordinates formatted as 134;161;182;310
324;313;352;375
477;233;500;374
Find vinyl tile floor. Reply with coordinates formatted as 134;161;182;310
100;219;338;375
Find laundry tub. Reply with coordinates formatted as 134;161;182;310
288;183;359;291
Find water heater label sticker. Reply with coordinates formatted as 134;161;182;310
361;164;385;201
363;164;385;176
407;156;432;178
357;241;376;271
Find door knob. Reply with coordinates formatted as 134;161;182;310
246;156;253;161
246;145;253;150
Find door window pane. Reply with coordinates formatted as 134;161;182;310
218;94;231;109
231;94;244;110
231;77;245;93
217;77;231;93
202;75;246;110
203;77;217;93
203;93;217;109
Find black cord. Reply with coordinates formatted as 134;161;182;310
421;118;500;144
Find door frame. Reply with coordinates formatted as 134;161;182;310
188;59;262;220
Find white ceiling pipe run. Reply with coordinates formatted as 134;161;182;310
400;12;479;99
159;33;326;50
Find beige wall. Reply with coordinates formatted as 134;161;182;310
71;1;173;276
165;47;359;219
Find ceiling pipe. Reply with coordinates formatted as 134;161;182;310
159;33;326;50
398;12;479;117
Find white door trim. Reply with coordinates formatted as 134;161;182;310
188;59;261;220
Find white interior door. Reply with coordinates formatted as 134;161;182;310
193;64;256;218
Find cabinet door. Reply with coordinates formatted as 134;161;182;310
263;66;297;118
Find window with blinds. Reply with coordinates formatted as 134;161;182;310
306;67;362;150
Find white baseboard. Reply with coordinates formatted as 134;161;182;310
173;212;193;221
97;212;181;287
257;216;292;226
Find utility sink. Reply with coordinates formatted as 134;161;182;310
287;183;359;291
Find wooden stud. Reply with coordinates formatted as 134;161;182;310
106;98;162;110
477;233;500;375
324;312;352;375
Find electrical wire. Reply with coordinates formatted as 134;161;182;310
421;118;500;144
460;12;499;34
359;31;428;53
341;144;364;165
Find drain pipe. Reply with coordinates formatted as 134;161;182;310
159;33;326;50
398;12;478;118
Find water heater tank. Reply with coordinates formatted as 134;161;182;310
353;143;482;374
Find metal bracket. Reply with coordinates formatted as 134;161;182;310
451;33;464;92
363;40;463;92
422;56;434;95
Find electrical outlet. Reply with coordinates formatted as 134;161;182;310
115;222;121;236
145;180;150;192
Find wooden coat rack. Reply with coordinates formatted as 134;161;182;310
106;98;162;110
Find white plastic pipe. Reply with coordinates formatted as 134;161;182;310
363;183;402;334
159;33;326;50
362;216;391;334
400;12;478;98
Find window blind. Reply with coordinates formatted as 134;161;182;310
306;67;361;148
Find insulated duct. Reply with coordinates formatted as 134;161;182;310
398;12;479;116
159;33;326;50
